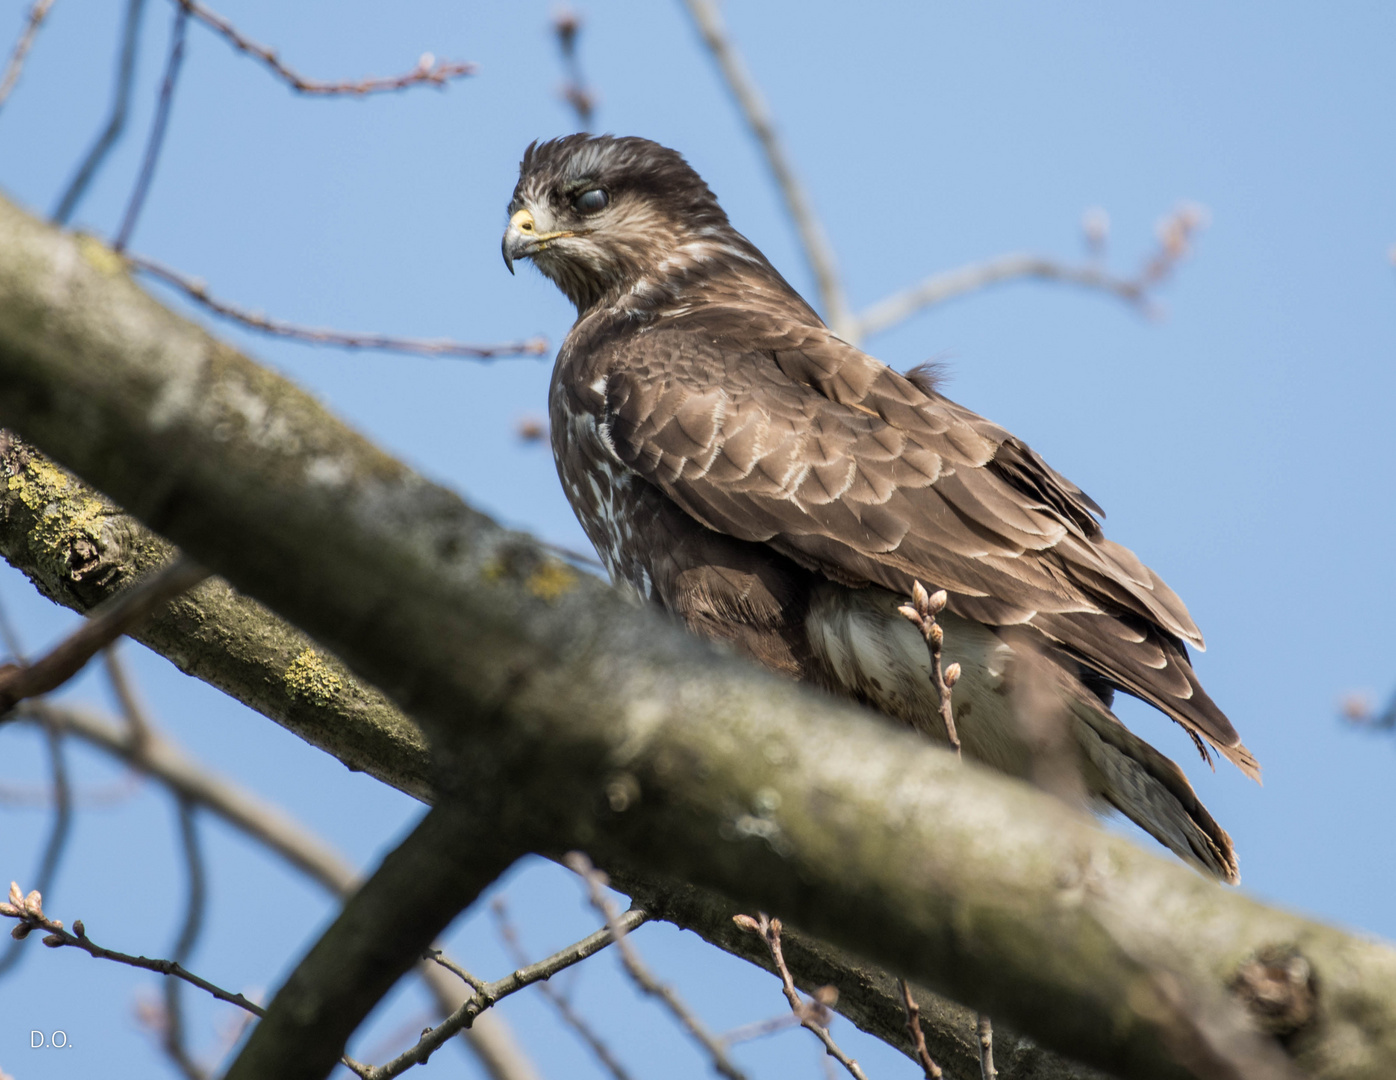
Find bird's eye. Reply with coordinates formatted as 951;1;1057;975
573;188;609;214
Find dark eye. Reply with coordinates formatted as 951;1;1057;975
573;188;609;214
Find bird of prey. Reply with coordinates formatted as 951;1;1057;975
503;134;1257;883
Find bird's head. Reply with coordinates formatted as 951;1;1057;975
502;134;744;314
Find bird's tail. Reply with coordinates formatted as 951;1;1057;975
1072;699;1239;884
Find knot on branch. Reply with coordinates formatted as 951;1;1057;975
1229;944;1318;1040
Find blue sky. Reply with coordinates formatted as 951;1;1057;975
1;2;1394;1077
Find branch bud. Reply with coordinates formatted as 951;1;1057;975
943;662;961;687
11;923;30;940
42;933;64;948
910;580;929;617
928;623;944;647
927;589;948;615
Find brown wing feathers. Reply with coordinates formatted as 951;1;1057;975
603;312;1256;778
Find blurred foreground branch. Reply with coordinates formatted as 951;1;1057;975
0;196;1390;1079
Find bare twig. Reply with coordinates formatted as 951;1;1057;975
113;3;189;253
0;592;22;660
0;558;208;715
128;253;549;359
566;851;747;1080
0;724;71;978
175;0;474;96
0;0;57;111
360;908;648;1080
552;7;594;129
851;205;1210;341
976;1014;997;1080
897;581;961;756
897;979;942;1079
160;797;209;1080
733;913;868;1080
1;881;265;1016
491;896;636;1080
679;0;850;337
103;646;153;745
52;0;147;224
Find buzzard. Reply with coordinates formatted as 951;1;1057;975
503;134;1256;883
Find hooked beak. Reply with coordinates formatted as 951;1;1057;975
502;206;578;274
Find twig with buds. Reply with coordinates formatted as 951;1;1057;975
976;1013;997;1080
359;906;647;1080
897;581;962;757
897;979;942;1079
173;0;475;96
0;880;265;1017
733;912;868;1080
566;852;747;1080
491;896;636;1080
552;7;595;129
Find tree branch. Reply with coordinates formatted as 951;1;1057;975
51;0;146;224
129;254;549;359
0;0;58;112
0;556;208;713
0;198;1387;1077
223;802;525;1080
174;0;475;96
679;0;851;338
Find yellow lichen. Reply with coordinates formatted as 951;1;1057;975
76;233;127;278
5;457;112;578
526;560;577;603
284;647;344;707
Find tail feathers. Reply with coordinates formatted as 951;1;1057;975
1075;703;1239;884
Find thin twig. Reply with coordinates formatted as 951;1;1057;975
0;880;382;1077
0;558;208;715
679;0;850;337
897;979;942;1079
175;0;474;96
492;897;635;1080
114;3;189;253
566;851;748;1080
360;909;648;1080
0;725;71;977
733;913;868;1080
104;646;153;745
897;581;961;756
1;881;265;1016
129;254;549;359
52;0;147;224
976;1014;997;1080
851;205;1209;341
423;947;487;994
161;798;210;1080
18;699;540;1080
0;0;58;112
552;8;594;129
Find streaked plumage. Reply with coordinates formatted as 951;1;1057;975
504;134;1256;882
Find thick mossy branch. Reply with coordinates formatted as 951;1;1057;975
2;193;1394;1078
0;433;1063;1080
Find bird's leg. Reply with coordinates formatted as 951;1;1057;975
897;581;962;757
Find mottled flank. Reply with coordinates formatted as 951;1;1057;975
506;135;1253;882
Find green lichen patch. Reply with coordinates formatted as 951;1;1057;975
284;647;345;707
526;560;577;603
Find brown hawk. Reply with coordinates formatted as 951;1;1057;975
503;134;1256;883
